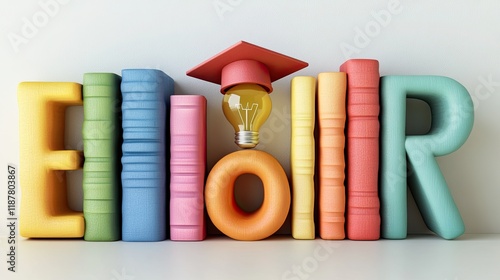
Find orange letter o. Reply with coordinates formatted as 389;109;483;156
205;150;291;240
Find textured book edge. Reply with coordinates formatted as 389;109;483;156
82;73;122;241
291;76;316;239
340;59;381;240
170;95;207;241
317;72;346;240
121;69;173;241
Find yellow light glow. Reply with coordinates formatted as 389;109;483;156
222;84;272;148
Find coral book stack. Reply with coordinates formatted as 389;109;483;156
317;72;347;240
340;59;381;240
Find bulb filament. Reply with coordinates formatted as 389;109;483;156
236;102;259;131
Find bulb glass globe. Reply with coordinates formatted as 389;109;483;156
222;83;272;148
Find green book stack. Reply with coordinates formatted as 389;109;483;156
82;73;122;241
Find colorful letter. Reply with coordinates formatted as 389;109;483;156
205;150;290;241
18;82;84;238
380;76;474;239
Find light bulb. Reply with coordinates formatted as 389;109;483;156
222;83;272;149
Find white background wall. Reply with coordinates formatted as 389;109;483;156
0;0;499;237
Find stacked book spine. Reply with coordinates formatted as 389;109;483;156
340;59;381;240
291;76;316;240
317;72;346;240
170;95;207;241
82;73;122;241
121;69;174;241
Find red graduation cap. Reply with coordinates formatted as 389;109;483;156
186;41;308;94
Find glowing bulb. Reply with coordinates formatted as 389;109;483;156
222;83;272;149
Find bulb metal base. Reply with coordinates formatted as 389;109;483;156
235;131;259;149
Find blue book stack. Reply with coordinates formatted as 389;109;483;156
121;69;174;241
